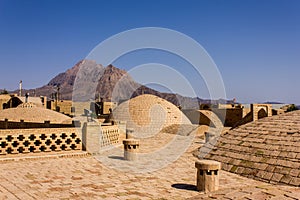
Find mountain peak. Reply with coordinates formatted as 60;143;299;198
107;64;114;68
21;59;205;108
105;64;126;74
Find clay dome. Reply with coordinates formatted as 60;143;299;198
112;94;191;137
0;107;72;124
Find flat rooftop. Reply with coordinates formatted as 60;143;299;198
0;125;299;199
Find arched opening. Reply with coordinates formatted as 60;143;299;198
6;97;23;108
258;108;267;119
202;105;210;110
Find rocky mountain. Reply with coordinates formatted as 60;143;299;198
17;59;230;109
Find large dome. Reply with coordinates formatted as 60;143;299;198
113;94;191;137
0;107;72;124
200;110;300;186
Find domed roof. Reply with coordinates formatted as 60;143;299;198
200;110;300;186
0;107;72;124
113;94;191;138
0;94;12;102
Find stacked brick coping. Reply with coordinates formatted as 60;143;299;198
201;110;300;187
0;119;79;129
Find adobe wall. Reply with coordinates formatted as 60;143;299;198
82;123;120;154
184;110;223;128
182;109;201;124
184;108;243;127
57;100;74;116
243;108;251;118
214;108;243;127
232;104;273;128
0;123;121;157
251;104;272;121
0;97;10;110
73;102;91;116
0;127;82;155
102;102;117;114
50;100;74;116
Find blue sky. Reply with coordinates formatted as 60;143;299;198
0;0;299;104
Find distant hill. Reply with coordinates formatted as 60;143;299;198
14;59;231;109
263;101;285;104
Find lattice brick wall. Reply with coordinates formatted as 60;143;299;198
100;127;119;148
0;131;81;155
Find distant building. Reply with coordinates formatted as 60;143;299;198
0;94;46;110
184;102;284;128
47;100;75;117
91;101;117;116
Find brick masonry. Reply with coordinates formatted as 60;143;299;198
82;123;120;154
0;119;79;129
113;94;191;138
199;110;300;187
0;128;82;156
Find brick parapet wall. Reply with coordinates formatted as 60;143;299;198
82;123;120;154
0;122;120;157
0;128;82;156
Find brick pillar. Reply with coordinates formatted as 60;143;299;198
4;118;8;129
118;121;127;134
267;105;272;117
82;122;101;154
44;120;50;128
20;119;25;129
251;104;258;121
44;96;47;108
72;120;81;127
126;128;134;139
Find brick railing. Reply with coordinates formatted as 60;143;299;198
0;128;82;155
82;123;120;153
100;126;119;148
0;123;121;156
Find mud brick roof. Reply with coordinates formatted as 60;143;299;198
0;107;72;124
199;110;300;186
113;94;191;137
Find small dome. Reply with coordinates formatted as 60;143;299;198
0;107;72;124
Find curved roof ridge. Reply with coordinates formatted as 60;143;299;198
0;107;72;124
200;110;300;186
